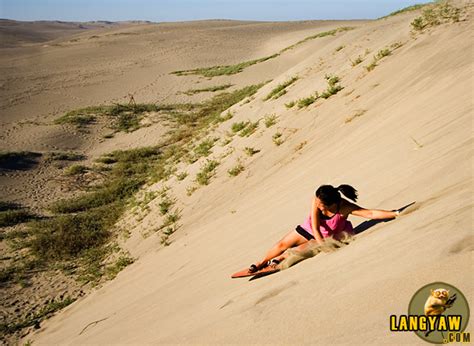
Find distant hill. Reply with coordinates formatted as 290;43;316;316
0;19;143;48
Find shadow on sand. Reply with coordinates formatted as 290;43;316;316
0;152;42;172
354;201;416;234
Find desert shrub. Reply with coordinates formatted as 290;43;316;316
320;75;344;99
231;121;250;133
376;48;392;59
228;163;245;177
273;132;284;146
297;94;318;108
47;152;84;161
176;172;188;181
194;138;217;158
217;111;233;123
244;147;261;156
64;164;88;176
411;2;461;31
365;47;394;72
264;114;278;128
195;160;220;185
105;255;134;279
0;209;35;227
351;56;364;66
158;195;176;216
239;121;259;137
264;77;298;101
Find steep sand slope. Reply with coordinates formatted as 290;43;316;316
30;4;473;345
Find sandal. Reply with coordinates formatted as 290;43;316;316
248;264;258;273
268;259;280;267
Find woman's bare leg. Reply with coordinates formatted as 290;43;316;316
272;240;317;263
255;230;308;269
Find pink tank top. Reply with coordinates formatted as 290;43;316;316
300;212;353;238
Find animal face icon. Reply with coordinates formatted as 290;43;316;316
431;289;449;300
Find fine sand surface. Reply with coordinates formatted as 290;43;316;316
0;1;472;344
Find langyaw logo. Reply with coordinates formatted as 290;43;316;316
390;282;470;344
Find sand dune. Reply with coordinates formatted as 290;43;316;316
0;19;126;48
0;1;472;344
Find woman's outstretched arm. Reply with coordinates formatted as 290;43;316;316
343;200;398;219
310;196;324;243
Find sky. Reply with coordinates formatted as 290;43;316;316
1;0;432;22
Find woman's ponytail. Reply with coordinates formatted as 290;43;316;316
337;184;358;202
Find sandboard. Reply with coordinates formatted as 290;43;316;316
231;265;280;279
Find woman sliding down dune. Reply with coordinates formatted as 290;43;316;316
249;184;400;273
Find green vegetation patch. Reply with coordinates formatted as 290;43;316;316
381;3;428;19
411;2;460;31
292;74;343;108
272;132;284;146
264;114;278;128
29;205;120;261
320;75;344;99
172;54;278;78
47;151;85;161
351;55;364;66
364;45;401;72
228;162;245;177
183;84;233;95
239;120;259;137
105;255;135;280
297;94;318;108
195;160;220;186
193;138;218;158
231;121;250;133
280;27;354;53
0;203;35;228
244;147;261;156
264;77;299;101
55;103;159;132
64;164;88;176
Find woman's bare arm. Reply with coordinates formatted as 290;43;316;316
342;199;398;219
310;196;324;243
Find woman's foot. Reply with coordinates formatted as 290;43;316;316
268;259;280;268
248;264;259;273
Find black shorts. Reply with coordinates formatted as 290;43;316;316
295;225;315;241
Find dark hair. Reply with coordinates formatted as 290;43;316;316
315;184;358;205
